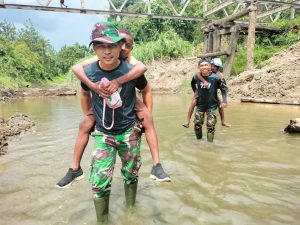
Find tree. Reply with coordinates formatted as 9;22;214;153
56;43;88;74
0;20;17;41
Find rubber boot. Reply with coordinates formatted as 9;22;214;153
93;197;109;224
124;182;137;209
194;127;202;139
207;133;214;142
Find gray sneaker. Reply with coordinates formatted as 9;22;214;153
56;167;84;188
150;163;171;182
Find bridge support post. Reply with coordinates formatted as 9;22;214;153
224;25;240;78
213;29;221;52
208;31;214;53
246;0;257;70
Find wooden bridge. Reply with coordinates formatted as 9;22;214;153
1;0;299;76
1;0;299;21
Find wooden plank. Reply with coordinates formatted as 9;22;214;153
257;0;300;8
207;5;254;27
241;98;300;105
236;21;281;33
257;0;300;19
0;4;204;21
197;51;229;58
204;0;236;17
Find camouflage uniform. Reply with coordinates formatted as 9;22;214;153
89;127;141;198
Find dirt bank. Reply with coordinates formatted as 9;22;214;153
227;41;300;102
146;41;300;103
0;86;76;102
0;114;35;155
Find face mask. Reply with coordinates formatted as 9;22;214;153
99;77;123;130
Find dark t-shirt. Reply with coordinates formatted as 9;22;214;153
192;73;227;111
84;60;147;135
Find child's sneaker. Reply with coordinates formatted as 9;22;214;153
150;163;171;182
56;167;84;188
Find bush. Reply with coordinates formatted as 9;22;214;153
132;30;196;63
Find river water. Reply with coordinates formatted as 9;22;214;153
0;94;299;225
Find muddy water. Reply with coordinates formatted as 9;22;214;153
0;95;299;225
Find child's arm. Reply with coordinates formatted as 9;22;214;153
106;62;147;93
196;72;209;88
72;57;147;97
72;56;99;92
219;79;228;108
191;75;197;93
216;71;224;81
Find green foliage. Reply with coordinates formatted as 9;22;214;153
0;20;17;41
231;15;300;76
232;46;247;75
0;6;299;89
56;44;89;74
132;30;195;63
0;20;89;88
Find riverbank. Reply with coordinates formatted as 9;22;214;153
1;41;299;155
1;41;300;101
0;114;35;155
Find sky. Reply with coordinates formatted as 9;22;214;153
0;0;110;51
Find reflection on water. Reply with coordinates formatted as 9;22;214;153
0;95;299;225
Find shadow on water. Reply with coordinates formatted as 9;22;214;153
0;94;299;225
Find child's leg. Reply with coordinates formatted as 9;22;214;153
218;101;231;127
71;112;95;170
135;98;170;181
135;98;159;165
56;89;95;188
183;92;198;128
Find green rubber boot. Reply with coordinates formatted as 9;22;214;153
194;127;203;139
207;133;214;142
93;197;109;224
124;182;138;209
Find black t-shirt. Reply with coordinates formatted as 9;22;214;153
84;60;147;135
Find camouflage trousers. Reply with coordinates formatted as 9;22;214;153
89;126;142;199
194;107;217;134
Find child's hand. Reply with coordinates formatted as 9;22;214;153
202;81;209;88
220;102;227;108
200;81;210;89
134;118;145;133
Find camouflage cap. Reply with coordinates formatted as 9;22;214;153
89;21;125;46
